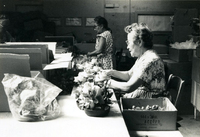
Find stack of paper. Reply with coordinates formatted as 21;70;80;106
43;53;73;70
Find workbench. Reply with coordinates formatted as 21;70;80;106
0;93;184;137
0;94;130;137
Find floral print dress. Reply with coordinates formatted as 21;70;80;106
95;30;113;69
123;50;166;99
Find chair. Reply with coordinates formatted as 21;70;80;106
166;74;185;108
115;48;123;70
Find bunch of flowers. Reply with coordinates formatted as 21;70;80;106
73;58;112;110
75;55;102;70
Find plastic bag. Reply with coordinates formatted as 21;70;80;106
2;73;62;122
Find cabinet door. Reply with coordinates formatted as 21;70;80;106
191;80;200;111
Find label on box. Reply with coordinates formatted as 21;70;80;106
138;114;162;129
121;98;177;131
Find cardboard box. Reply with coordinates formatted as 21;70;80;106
0;44;49;64
0;48;42;70
6;42;57;56
120;97;177;131
0;53;31;112
169;47;193;62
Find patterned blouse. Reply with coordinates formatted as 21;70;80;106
123;50;166;98
96;30;113;69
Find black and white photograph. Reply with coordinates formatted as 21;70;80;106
0;0;200;137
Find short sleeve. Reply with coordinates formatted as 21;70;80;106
133;50;163;84
135;58;154;83
96;31;113;54
97;31;111;39
140;59;161;83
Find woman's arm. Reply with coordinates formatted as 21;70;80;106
87;37;105;56
107;74;144;93
105;69;130;81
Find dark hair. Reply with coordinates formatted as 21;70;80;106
94;16;112;32
124;23;153;49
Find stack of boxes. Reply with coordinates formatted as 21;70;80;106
163;8;198;115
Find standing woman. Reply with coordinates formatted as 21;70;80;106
87;16;114;69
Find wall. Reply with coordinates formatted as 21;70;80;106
0;0;200;49
104;0;130;50
104;0;200;49
43;0;104;42
0;0;104;43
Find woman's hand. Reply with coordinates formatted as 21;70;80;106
87;52;91;56
97;53;103;58
105;79;112;89
102;69;113;77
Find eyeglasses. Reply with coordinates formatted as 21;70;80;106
126;40;137;45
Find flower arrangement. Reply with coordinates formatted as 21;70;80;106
73;58;113;115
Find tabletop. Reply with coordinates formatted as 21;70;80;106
0;94;130;137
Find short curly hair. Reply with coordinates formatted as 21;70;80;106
124;23;153;49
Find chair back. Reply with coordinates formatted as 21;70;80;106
166;74;185;107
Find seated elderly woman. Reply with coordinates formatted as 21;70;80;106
104;22;166;98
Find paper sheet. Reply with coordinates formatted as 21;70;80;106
52;53;73;63
43;62;72;70
43;53;73;70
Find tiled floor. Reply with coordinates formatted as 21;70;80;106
178;115;200;137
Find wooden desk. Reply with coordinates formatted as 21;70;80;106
0;95;130;137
